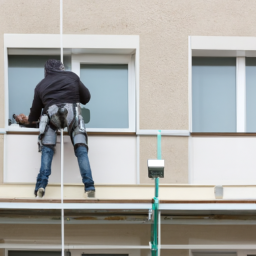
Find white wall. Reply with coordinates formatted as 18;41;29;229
4;135;137;184
191;136;256;185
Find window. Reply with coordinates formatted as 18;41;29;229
192;57;236;132
192;56;256;133
4;34;139;133
72;54;135;132
8;54;71;124
7;52;135;133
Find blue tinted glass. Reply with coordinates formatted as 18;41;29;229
246;57;256;132
80;64;129;129
8;55;71;121
192;57;236;132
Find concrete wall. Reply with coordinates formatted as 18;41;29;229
140;136;188;184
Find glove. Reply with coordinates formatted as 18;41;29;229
13;114;29;125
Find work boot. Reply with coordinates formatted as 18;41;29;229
84;190;95;198
38;188;45;198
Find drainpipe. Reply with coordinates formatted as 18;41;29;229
151;130;161;256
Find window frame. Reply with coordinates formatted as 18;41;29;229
4;34;139;134
72;54;136;133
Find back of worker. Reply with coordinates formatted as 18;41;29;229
27;59;95;199
28;62;90;123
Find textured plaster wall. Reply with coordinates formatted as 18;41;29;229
140;136;188;184
0;249;4;256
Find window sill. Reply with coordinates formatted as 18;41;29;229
191;132;256;136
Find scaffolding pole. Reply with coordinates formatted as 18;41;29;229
151;130;161;256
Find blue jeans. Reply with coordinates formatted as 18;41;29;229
35;146;95;192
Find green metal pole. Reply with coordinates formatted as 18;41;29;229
151;130;161;256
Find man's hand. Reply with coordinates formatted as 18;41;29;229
14;114;29;125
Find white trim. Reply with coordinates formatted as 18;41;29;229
3;244;256;250
129;54;136;133
188;136;193;184
72;54;136;133
136;135;140;184
236;57;246;132
4;34;139;50
71;54;133;75
159;203;256;211
0;203;152;210
3;134;7;184
7;127;39;132
135;42;140;133
188;36;192;132
191;36;256;51
162;245;256;250
1;244;150;249
0;128;6;134
2;202;256;211
8;48;66;55
4;44;9;130
137;130;190;136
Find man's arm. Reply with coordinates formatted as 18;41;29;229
79;80;91;105
28;89;43;122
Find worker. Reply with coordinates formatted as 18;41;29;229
15;59;95;198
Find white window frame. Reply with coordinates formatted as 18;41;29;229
189;36;256;133
72;54;136;133
192;250;256;256
4;34;139;133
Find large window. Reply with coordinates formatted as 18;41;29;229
192;57;236;132
7;52;135;133
192;56;256;133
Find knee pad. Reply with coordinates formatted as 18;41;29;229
72;126;88;148
42;126;57;146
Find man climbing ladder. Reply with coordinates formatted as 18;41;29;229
16;59;95;198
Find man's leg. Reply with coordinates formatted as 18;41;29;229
35;146;54;197
75;146;95;193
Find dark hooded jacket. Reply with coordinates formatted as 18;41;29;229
28;59;91;122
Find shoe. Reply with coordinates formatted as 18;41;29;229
85;190;95;198
34;190;38;198
38;187;45;198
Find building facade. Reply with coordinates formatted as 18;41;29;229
1;1;256;256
